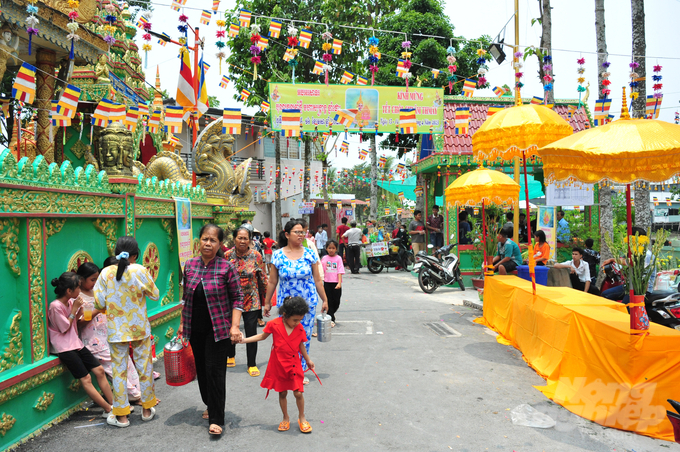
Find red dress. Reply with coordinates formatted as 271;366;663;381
261;317;307;394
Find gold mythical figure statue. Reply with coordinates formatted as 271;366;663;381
0;23;19;80
95;54;111;84
98;122;133;177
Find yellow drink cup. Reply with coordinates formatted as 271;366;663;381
83;306;92;321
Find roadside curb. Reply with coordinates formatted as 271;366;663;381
464;299;483;311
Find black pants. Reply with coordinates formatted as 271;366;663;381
570;273;601;296
347;245;361;273
338;243;346;262
189;329;228;426
324;282;342;322
226;310;259;367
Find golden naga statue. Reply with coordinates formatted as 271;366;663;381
134;151;192;184
98;122;133;177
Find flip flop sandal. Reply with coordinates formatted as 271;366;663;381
298;420;312;433
226;357;236;368
247;366;260;377
202;410;209;420
209;424;223;436
312;332;318;337
278;421;290;431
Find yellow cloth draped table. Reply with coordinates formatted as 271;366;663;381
444;166;520;207
478;276;680;441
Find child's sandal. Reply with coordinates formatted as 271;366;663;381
278;421;290;431
298;420;312;433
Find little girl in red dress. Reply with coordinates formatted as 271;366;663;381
241;296;315;433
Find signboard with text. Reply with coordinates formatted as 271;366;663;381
537;205;557;261
546;181;594;207
269;83;444;134
173;197;193;271
297;202;315;215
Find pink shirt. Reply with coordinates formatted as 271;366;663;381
321;255;345;283
48;299;83;354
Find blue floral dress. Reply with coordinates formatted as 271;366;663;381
272;247;319;370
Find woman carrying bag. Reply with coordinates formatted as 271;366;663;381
178;224;244;436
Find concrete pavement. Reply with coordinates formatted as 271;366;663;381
16;269;680;451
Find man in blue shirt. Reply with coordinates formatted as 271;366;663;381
557;210;570;243
493;227;523;275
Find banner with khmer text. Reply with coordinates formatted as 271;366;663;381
173;197;193;271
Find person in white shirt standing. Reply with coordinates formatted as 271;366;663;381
554;247;600;295
315;224;328;256
343;221;364;274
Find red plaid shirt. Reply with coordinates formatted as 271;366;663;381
181;256;244;342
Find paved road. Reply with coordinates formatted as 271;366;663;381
17;270;680;451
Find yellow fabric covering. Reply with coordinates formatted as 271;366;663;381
480;276;680;441
444;167;520;207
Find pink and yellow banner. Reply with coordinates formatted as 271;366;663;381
174;197;193;271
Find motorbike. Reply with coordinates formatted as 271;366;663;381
644;290;680;330
413;239;464;294
366;237;414;274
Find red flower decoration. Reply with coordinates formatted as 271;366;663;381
577;58;585;65
403;60;412;69
250;34;261;43
654;65;663;72
251;56;261;64
287;36;298;47
515;72;523;78
143;23;152;31
69;11;79;20
322;53;332;62
179;14;189;23
601;89;611;95
477;77;487;86
602;79;611;86
216;30;225;38
653;83;663;91
143;33;151;41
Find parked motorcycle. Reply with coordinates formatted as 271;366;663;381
413;240;464;294
366;237;414;274
645;291;680;330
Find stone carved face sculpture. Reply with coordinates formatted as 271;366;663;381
99;122;133;177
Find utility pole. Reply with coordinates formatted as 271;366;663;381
512;0;520;244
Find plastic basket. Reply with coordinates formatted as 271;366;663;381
164;337;196;387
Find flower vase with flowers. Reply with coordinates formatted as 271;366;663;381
604;228;669;333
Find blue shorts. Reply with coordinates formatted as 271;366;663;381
430;232;443;247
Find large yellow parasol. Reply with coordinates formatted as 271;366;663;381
445;166;520;272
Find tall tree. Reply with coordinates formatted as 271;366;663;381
539;0;553;104
631;0;650;229
595;0;613;285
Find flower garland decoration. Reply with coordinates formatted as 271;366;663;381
368;36;379;86
103;3;117;51
250;23;262;82
577;57;586;105
66;0;80;60
26;1;40;56
446;46;457;94
476;48;488;87
601;60;611;99
287;24;299;84
652;64;663;118
542;55;553;94
215;18;226;72
514;50;524;93
321;31;333;86
675;111;679;125
629;61;640;104
401;40;412;91
141;12;152;68
178;13;189;52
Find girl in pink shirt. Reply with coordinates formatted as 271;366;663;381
48;272;114;418
321;240;345;327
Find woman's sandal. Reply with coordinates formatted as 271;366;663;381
247;366;260;377
209;424;223;436
202;410;209;420
298;419;312;433
278;420;290;431
312;332;318;337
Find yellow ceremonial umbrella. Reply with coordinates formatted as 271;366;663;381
472;103;573;247
445;166;520;271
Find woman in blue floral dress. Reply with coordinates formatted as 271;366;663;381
265;219;328;383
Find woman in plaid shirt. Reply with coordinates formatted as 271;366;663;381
178;224;244;436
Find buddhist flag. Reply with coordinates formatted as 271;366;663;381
299;29;312;48
158;32;170;46
57;84;81;118
228;23;240;38
164;105;184;134
176;49;196;109
340;141;349;153
486;105;504;118
260;100;270;114
239;89;251;102
333;109;356;127
269;20;282;38
359;149;368;160
219;75;231;88
331;39;343;55
51;101;70;127
202;61;211;73
239;9;252;28
431;69;440;79
281;109;301;137
530;96;543;105
125;106;139;132
257;37;269;51
399;108;417;134
147;109;161;132
492;86;505;97
454;107;470;134
12;63;36;103
170;0;183;12
137;103;149;117
357;75;368;86
199;10;212;25
222;108;241;134
92;98;116;125
168;134;181;146
197;55;209;116
283;48;297;62
594;98;612;115
384;208;390;216
312;60;324;75
396;60;408;78
567;105;577;118
340;71;354;85
212;0;220;12
398;191;405;201
462;79;476;97
646;95;662;119
378;156;387;168
136;15;149;29
109;102;126;123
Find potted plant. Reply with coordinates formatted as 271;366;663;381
604;228;669;333
470;215;500;290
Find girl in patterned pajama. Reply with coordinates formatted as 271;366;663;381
264;219;328;385
94;237;160;428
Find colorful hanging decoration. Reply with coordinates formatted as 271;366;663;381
368;36;380;86
321;31;333;86
462;79;476;97
286;24;300;83
200;10;212;26
454;107;470;135
218;75;231;89
164;106;184;134
215;18;226;72
65;0;80;60
340;71;354;85
212;0;221;13
12;63;36;103
514;50;524;94
139;12;152;68
401;39;412;91
250;23;262;81
299;29;312;49
26;1;40;56
399;108;417;134
600;59;611;99
331;38;343;55
125;106;139;132
260;100;270;114
650;63;663;118
357;75;368;86
228;22;240;38
239;89;251;102
675;111;679;125
446;46;457;94
492;86;505;97
239;9;252;28
102;2;118;53
257;36;269;51
577;57;586;105
530;96;543;105
281;109;301;137
57;84;81;118
431;69;440;80
269;19;282;38
629;60;641;107
594;98;612;126
223;108;241;134
313;60;324;75
476;48;488;87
